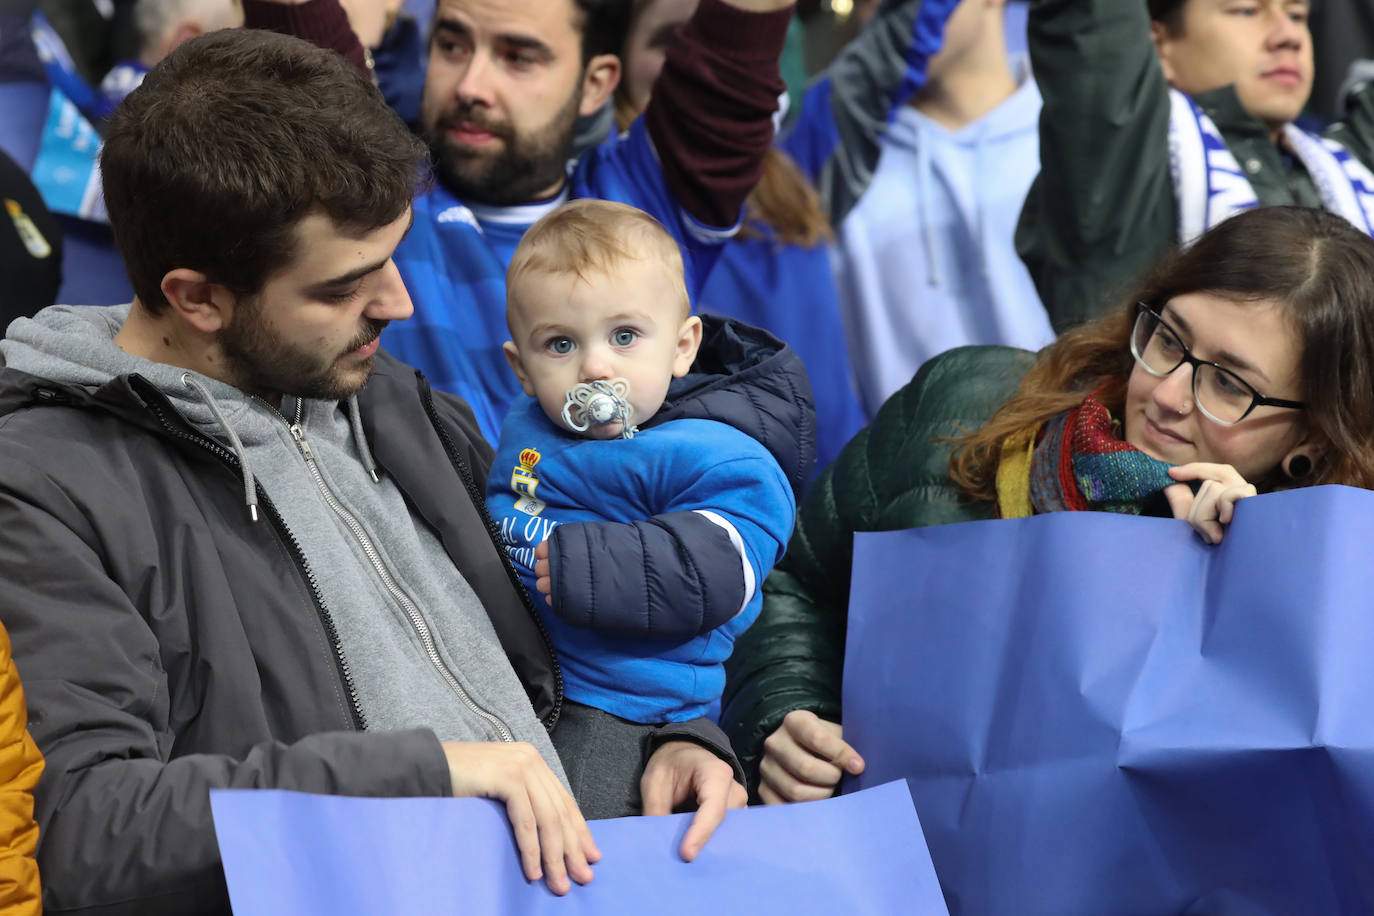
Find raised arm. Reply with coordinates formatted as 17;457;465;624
0;623;41;916
783;0;960;227
242;0;369;73
642;0;794;230
1015;0;1177;332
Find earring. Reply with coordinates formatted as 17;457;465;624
1283;453;1313;480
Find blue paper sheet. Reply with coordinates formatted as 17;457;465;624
843;485;1374;915
211;778;946;915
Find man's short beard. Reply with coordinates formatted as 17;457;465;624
426;79;583;206
219;298;389;402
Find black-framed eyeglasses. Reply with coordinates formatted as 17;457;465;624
1129;302;1305;426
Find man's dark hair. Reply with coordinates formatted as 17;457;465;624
101;29;428;314
1148;0;1187;34
572;0;631;64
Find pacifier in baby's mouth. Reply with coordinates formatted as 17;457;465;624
562;378;638;439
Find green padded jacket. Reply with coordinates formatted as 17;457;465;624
720;346;1036;793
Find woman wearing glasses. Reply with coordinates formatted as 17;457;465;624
721;205;1374;805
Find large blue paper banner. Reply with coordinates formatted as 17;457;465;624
843;485;1374;915
211;778;947;914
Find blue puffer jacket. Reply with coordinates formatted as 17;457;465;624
647;314;817;496
489;315;817;722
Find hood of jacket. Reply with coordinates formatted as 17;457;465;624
0;304;395;514
644;314;816;500
1;303;254;433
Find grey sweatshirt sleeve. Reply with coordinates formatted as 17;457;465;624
0;480;453;915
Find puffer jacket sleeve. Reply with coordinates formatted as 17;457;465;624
720;347;1035;794
1015;0;1177;333
546;451;795;640
548;512;747;640
783;0;960;226
0;623;42;916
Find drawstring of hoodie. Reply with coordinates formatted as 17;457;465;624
346;395;380;483
181;378;383;522
914;119;940;288
181;373;260;522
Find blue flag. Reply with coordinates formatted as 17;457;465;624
211;779;947;914
843;485;1374;915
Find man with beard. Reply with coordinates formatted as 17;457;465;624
252;0;795;438
0;28;748;915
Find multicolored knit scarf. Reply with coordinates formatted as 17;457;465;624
996;393;1178;519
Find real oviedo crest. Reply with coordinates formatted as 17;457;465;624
511;447;546;517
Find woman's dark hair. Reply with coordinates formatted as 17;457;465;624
950;206;1374;499
101;29;428;313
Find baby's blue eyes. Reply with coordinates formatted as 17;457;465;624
543;329;638;353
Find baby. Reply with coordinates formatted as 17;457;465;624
486;199;814;819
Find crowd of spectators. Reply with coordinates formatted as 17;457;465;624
1;0;1374;911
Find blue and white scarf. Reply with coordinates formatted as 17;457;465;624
1167;88;1374;244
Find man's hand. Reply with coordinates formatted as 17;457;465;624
641;740;747;861
758;709;864;805
533;540;553;606
442;741;600;895
1164;462;1257;545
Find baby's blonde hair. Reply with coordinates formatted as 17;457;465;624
506;199;690;332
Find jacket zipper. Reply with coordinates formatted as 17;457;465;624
143;399;367;731
279;404;515;743
418;380;564;730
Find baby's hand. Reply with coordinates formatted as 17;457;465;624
534;540;553;606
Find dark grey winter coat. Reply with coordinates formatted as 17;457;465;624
0;351;734;914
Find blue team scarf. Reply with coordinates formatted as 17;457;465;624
1167;88;1374;244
